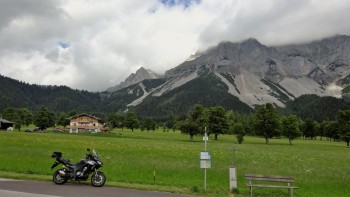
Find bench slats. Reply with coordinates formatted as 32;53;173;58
245;174;294;183
246;184;298;189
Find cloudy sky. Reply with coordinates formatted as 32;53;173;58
1;0;350;91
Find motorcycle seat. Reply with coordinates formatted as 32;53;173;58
58;157;76;169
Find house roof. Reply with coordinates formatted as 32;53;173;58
0;118;13;124
68;113;102;121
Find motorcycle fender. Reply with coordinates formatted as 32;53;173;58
51;161;60;170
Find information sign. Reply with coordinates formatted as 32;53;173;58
200;160;211;169
200;151;211;160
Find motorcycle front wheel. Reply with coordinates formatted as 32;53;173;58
91;171;106;187
53;169;68;185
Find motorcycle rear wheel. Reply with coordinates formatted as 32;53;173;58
91;171;106;187
53;169;68;184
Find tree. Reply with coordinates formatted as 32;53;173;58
208;106;228;140
178;120;200;142
225;110;236;135
21;108;33;127
124;112;140;132
318;121;328;141
107;113;119;128
324;120;340;141
336;110;350;147
2;107;16;121
300;118;318;140
189;104;208;130
108;113;125;130
254;103;281;144
2;108;32;131
177;104;206;142
13;108;26;131
142;118;157;132
34;106;56;130
57;112;70;128
233;122;245;144
281;115;302;145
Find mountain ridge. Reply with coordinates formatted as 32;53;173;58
152;35;350;108
107;67;162;92
2;35;350;121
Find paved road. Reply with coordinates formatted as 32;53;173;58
0;178;192;197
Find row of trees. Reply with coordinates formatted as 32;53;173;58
2;106;70;131
176;103;350;147
2;103;350;147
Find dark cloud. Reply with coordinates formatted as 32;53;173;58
198;0;350;48
0;0;349;91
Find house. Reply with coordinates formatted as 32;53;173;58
68;114;107;133
0;117;14;130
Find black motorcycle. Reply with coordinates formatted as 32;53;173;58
51;148;106;187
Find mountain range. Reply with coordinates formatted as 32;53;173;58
1;35;350;120
115;35;350;109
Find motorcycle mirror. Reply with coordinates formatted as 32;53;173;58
87;148;90;152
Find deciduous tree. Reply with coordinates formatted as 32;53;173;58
124;112;140;132
254;103;281;144
233;122;245;144
177;120;200;142
336;110;350;147
57;113;70;128
282;115;302;145
34;106;55;130
300;118;318;140
208;106;228;140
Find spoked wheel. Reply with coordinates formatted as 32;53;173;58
53;169;68;185
91;171;106;187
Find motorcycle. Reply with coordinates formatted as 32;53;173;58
51;148;106;187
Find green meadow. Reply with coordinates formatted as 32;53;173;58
0;129;349;197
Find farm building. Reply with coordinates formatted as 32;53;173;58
68;113;107;133
0;118;13;130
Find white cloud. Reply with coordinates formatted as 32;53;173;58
0;0;350;91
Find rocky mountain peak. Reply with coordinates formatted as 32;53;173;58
161;35;350;107
107;67;162;92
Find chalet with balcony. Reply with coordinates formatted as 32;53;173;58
68;114;106;133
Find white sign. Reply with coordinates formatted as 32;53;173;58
200;152;211;160
229;167;237;189
200;160;211;169
203;136;208;141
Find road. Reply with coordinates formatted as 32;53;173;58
0;178;192;197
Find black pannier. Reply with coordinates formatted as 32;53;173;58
51;152;62;158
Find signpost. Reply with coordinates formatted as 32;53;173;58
200;127;210;192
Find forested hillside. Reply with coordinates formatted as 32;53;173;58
1;74;350;121
0;74;101;112
281;95;350;121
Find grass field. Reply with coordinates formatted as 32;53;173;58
0;129;349;197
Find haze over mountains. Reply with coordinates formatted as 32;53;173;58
1;35;350;120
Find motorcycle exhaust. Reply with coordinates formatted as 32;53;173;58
58;170;66;176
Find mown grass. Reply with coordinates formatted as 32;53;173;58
0;129;349;197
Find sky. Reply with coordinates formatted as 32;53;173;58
1;0;350;91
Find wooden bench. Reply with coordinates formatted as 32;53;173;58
245;174;298;197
